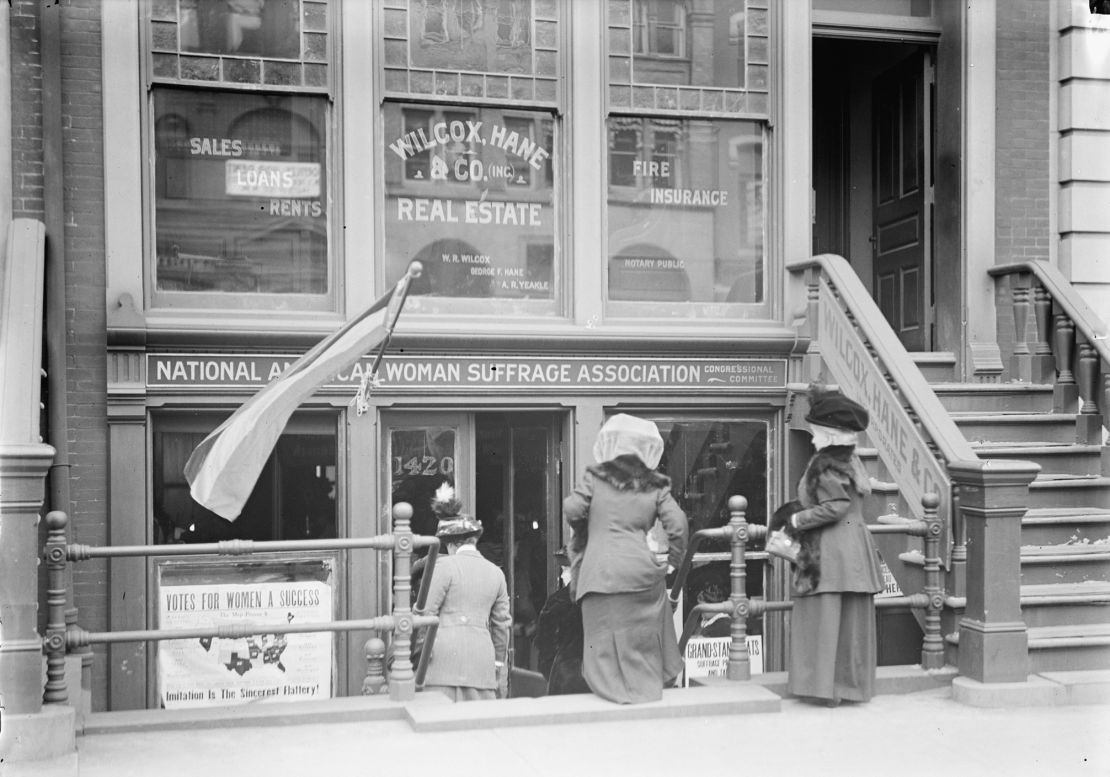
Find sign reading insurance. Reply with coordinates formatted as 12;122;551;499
148;354;786;393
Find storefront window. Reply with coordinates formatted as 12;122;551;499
153;412;337;543
382;102;558;311
175;0;301;58
607;117;764;306
651;417;769;636
152;88;330;303
389;426;458;540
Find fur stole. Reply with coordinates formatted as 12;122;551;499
792;446;868;595
587;455;671;493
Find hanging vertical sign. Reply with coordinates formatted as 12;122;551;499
818;278;950;559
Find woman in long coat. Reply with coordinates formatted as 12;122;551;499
564;414;688;704
784;387;883;706
418;485;512;701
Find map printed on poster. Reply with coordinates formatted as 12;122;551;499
157;570;333;709
683;636;764;686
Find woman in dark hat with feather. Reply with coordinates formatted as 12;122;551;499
417;484;512;701
783;385;883;706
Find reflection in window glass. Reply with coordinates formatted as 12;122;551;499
411;0;532;73
607;117;764;304
177;0;301;58
383;103;557;302
153;415;337;544
153;89;329;296
627;0;745;88
650;417;768;633
390;426;457;540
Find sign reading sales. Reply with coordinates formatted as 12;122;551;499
818;279;949;557
147;354;787;393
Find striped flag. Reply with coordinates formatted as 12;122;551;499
185;265;419;520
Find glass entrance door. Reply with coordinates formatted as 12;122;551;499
381;411;563;683
474;413;561;678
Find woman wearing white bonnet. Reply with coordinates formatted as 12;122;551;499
564;413;688;704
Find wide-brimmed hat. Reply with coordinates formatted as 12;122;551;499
804;387;868;432
592;413;664;469
430;482;483;540
435;516;483;540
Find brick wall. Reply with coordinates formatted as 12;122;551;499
994;0;1052;376
10;0;111;709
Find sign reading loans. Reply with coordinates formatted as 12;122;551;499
382;104;556;300
157;559;335;709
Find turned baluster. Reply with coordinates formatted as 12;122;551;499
920;493;945;670
726;495;755;681
1052;312;1078;413
389;502;416;701
43;511;69;704
1075;339;1103;444
1032;284;1055;383
362;637;388;695
1009;273;1032;382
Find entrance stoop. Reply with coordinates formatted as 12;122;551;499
404;684;781;733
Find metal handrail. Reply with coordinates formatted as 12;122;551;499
43;503;439;706
673;493;946;674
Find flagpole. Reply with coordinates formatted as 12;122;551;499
355;261;422;415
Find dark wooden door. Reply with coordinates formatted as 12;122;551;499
872;53;931;351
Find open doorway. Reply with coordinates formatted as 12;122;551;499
812;37;936;352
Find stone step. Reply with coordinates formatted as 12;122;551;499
950;412;1079;445
1020;544;1110;585
1022;507;1110;546
1028;623;1110;673
404;682;781;732
1027;475;1110;510
1020;582;1110;629
910;351;957;382
971;442;1105;476
931;383;1055;414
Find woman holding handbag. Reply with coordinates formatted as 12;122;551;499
564;414;689;704
783;385;883;706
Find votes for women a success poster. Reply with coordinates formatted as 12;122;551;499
157;558;335;709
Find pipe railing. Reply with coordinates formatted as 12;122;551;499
989;261;1109;442
42;502;439;704
671;492;946;681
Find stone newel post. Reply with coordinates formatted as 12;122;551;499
948;460;1039;683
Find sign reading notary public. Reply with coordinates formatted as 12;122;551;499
147;354;787;393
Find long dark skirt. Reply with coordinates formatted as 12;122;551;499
788;592;876;703
580;581;681;704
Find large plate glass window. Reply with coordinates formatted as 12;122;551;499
607;117;764;308
152;411;338;543
648;417;769;644
382;103;558;316
151;88;331;308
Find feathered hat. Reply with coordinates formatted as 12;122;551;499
431;482;483;540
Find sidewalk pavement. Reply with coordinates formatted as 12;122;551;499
64;685;1110;777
